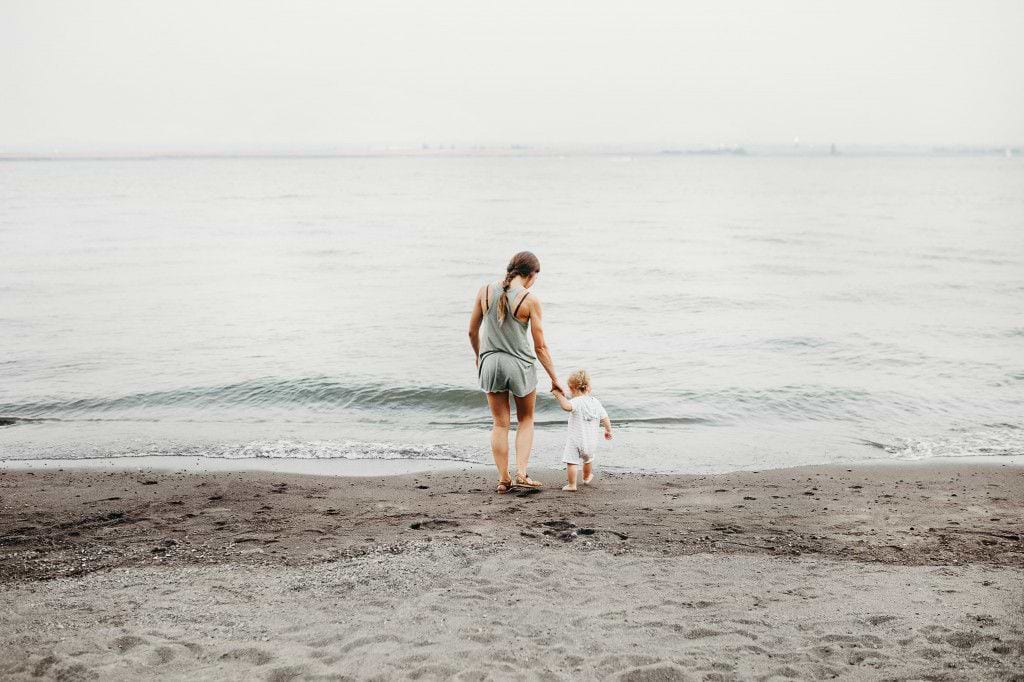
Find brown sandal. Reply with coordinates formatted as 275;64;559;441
496;479;512;494
514;473;543;488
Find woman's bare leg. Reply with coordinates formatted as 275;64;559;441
486;392;512;482
512;391;536;478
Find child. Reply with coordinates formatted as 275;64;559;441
551;369;613;492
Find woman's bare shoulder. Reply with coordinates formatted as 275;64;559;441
518;290;542;321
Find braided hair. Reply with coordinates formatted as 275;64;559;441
497;251;541;323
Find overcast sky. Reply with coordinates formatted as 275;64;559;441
2;0;1022;152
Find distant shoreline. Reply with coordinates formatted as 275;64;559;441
1;144;1020;162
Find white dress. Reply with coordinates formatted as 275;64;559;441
560;395;608;466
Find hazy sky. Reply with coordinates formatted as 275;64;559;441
2;0;1023;152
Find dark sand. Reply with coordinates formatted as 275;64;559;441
1;462;1022;680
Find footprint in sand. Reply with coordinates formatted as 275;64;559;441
946;631;992;649
533;522;629;542
53;663;96;681
409;519;459;530
683;627;720;640
31;655;58;677
540;520;577;542
616;663;688;681
769;665;802;678
112;635;147;654
541;520;576;531
512;487;541;497
219;647;274;666
265;666;304;682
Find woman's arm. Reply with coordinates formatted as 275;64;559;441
467;286;486;366
527;297;566;393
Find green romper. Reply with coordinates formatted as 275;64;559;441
478;282;538;397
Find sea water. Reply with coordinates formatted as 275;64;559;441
1;155;1021;473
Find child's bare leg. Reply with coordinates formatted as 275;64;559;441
582;461;594;484
562;464;578;491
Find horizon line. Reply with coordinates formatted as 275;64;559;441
1;142;1022;162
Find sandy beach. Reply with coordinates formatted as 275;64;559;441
1;461;1022;681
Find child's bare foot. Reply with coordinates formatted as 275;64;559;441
561;484;577;492
582;474;594;484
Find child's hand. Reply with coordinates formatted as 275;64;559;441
604;431;613;441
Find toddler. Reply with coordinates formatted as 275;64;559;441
552;369;613;491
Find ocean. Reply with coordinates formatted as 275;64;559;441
1;155;1021;473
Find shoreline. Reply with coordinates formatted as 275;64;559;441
0;454;489;478
5;460;1021;580
2;461;1022;679
2;452;1021;479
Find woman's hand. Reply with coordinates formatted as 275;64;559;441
552;379;568;395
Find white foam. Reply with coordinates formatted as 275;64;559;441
180;439;481;462
0;454;488;478
880;428;1024;461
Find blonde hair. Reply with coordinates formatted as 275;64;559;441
568;369;591;394
497;251;540;324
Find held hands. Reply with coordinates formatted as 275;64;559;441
604;430;613;441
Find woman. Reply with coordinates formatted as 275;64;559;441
468;251;566;493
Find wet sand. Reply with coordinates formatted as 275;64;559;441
1;461;1022;680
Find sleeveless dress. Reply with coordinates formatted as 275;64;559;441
478;282;538;396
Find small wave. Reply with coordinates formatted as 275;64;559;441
3;378;992;432
984;422;1021;430
0;377;488;417
763;336;833;350
617;416;716;426
0;416;46;427
1;379;940;427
